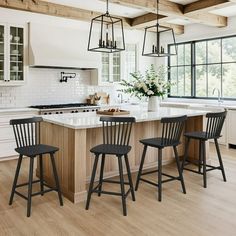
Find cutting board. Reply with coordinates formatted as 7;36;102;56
96;110;130;115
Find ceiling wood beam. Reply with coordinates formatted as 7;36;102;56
99;0;184;16
100;0;227;27
0;0;132;26
131;13;184;35
184;0;233;14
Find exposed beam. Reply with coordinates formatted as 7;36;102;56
99;0;184;16
0;0;132;26
100;0;227;27
131;13;184;35
184;0;233;14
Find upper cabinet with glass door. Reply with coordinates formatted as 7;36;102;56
0;23;26;86
0;25;5;83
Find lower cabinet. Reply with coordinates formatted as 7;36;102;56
228;109;236;147
0;109;38;159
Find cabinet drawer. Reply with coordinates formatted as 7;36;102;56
0;125;14;140
0;140;17;158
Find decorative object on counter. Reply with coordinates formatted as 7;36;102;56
60;71;76;82
142;0;177;57
120;64;174;111
87;0;125;53
87;92;110;105
97;108;130;115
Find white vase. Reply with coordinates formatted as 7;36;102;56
148;96;160;111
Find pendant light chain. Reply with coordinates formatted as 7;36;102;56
156;0;159;24
106;0;109;14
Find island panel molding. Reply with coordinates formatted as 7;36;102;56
37;109;208;203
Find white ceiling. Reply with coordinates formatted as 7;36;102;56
45;0;147;18
210;5;236;17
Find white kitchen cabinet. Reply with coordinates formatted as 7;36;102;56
227;109;236;147
0;109;38;159
0;23;27;86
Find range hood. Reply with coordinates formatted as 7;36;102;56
28;23;100;69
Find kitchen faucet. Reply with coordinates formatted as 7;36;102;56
118;93;124;103
212;88;222;104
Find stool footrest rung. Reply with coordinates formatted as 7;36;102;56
31;188;57;197
15;190;28;200
102;179;129;185
16;179;41;188
93;190;122;196
141;170;179;180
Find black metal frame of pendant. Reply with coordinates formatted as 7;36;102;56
87;1;125;53
142;24;177;57
142;0;177;57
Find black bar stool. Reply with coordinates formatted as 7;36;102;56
86;116;136;216
135;115;187;201
182;111;227;188
9;117;63;217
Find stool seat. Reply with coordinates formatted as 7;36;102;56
182;111;227;188
15;144;59;157
135;115;187;202
184;131;220;140
9;117;63;217
140;137;180;148
90;144;131;156
86;116;136;216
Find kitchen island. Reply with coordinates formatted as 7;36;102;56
39;107;209;203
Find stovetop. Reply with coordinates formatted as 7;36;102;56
30;103;97;109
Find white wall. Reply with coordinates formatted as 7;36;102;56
0;7;155;107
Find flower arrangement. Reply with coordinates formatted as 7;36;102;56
120;64;173;99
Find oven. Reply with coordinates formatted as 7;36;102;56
30;103;100;115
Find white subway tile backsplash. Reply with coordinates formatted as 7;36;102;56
0;68;117;107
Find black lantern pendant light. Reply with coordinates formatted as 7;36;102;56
142;0;177;57
88;0;125;53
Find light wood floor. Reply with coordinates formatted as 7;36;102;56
0;144;236;236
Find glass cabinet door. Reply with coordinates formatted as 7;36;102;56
9;26;24;81
0;25;4;82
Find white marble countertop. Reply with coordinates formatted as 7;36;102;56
42;107;211;129
0;107;39;113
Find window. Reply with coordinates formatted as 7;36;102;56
101;52;121;83
168;35;236;99
101;43;137;83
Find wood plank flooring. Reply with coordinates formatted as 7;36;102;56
0;144;236;236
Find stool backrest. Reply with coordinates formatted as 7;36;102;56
10;117;43;148
161;115;187;146
100;116;136;146
205;111;227;139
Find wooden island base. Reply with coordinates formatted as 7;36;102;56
37;115;207;203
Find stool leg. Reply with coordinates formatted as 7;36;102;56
202;141;207;188
9;154;23;205
124;154;135;201
214;138;227;182
118;156;127;216
198;140;203;174
135;145;147;191
39;154;44;196
86;154;99;210
27;157;34;217
50;153;63;206
173;146;186;194
182;138;190;171
98;154;105;197
158;149;162;202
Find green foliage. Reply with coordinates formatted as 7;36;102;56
119;64;174;99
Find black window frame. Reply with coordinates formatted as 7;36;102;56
168;34;236;101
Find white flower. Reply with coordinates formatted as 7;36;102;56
147;90;154;96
